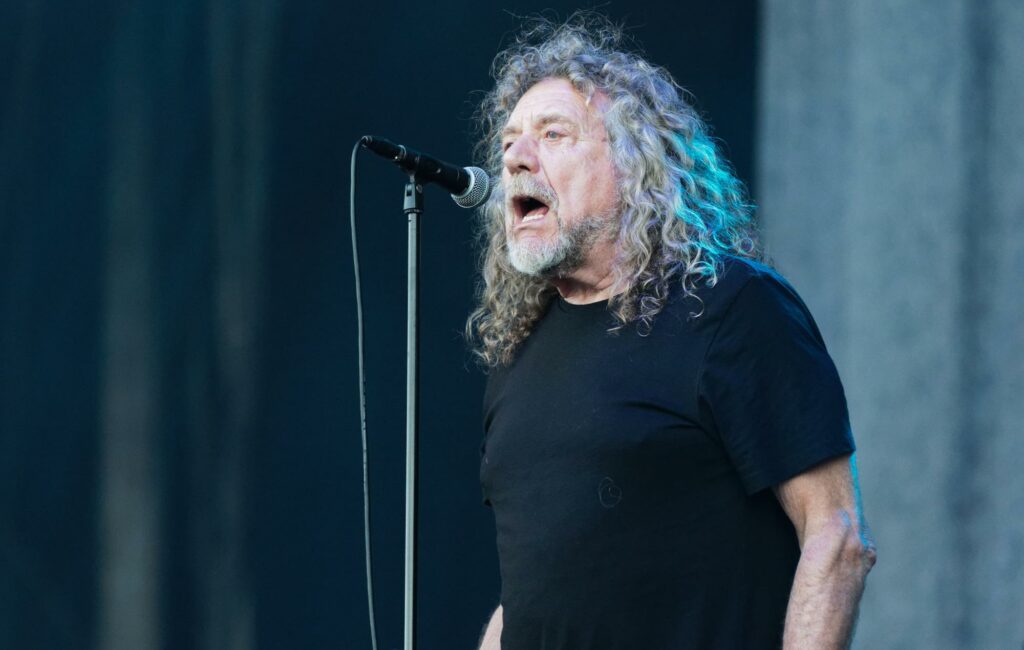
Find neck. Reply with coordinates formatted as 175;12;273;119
550;239;618;304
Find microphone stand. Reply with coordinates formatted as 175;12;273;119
402;173;422;650
360;134;489;650
361;134;489;650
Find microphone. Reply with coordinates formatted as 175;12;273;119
360;135;492;208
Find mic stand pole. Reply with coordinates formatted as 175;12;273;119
402;174;422;650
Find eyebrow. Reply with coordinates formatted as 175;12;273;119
501;112;577;139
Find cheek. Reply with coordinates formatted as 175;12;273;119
578;160;617;213
594;152;620;206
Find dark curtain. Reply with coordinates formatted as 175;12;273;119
0;2;757;649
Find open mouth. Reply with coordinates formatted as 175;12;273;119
512;194;551;223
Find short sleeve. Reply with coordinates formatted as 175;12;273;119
697;271;855;495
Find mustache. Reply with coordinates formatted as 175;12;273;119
502;175;557;208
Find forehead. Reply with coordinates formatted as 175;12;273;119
502;77;606;135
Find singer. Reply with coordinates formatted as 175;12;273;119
466;15;877;650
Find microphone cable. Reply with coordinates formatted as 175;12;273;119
350;138;379;650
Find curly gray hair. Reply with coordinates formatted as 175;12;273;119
466;14;763;368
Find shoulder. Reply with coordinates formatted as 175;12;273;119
667;255;803;322
705;255;796;304
697;255;828;353
654;255;828;357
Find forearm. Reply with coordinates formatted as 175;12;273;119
782;519;876;650
478;605;502;650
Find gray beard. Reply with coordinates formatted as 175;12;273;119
507;211;612;278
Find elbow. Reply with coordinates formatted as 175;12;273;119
838;516;878;578
803;510;878;578
850;527;878;575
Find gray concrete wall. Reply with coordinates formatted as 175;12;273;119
759;2;1024;648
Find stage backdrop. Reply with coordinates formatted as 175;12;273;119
759;1;1024;648
0;2;756;649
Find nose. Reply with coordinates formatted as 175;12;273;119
503;134;539;175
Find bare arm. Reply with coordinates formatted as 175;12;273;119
773;453;878;650
478;605;502;650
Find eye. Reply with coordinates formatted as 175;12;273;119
502;140;513;152
544;130;563;141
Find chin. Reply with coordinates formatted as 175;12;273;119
509;246;555;276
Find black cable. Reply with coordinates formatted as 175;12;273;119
351;138;379;650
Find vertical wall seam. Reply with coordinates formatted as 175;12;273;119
950;0;993;646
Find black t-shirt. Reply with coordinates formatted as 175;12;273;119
479;256;855;649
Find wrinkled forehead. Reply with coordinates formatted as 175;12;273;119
502;77;610;137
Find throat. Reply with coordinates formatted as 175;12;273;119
549;239;619;304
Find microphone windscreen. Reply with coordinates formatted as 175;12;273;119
452;167;492;209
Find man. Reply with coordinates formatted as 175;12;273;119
466;16;877;650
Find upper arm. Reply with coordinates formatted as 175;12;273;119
698;271;856;495
771;451;872;551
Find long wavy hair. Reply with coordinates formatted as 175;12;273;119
466;14;764;368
